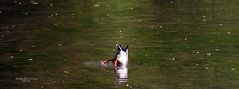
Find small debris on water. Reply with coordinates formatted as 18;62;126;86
227;32;231;35
54;24;58;26
215;49;220;51
202;19;206;22
0;11;2;13
10;56;14;59
206;53;211;56
192;51;195;53
28;58;33;61
137;19;142;22
94;4;100;7
57;43;62;46
219;24;223;26
31;45;35;48
24;12;28;15
159;25;163;28
31;1;39;5
64;71;70;74
19;49;23;52
11;25;15;28
151;26;154;29
232;68;236;71
170;1;173;4
205;67;209;70
184;38;187;40
16;77;38;82
169;58;175;61
50;4;53;7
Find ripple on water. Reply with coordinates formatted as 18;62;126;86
82;61;112;68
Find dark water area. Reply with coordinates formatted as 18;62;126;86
1;0;239;89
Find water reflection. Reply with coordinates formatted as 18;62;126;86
115;65;128;84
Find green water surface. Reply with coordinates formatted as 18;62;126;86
1;0;239;89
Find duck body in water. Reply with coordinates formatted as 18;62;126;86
101;44;128;84
101;44;128;69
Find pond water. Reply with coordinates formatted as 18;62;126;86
1;0;239;89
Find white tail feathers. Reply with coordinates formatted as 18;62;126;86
116;44;123;51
